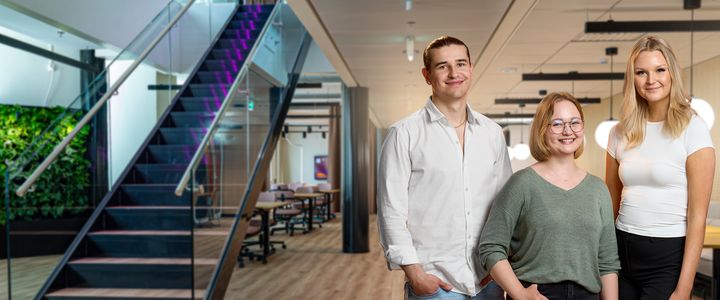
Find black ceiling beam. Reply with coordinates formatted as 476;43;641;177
0;33;101;73
485;113;535;119
585;20;720;33
523;72;624;81
495;97;601;105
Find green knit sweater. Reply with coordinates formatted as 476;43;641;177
476;167;620;293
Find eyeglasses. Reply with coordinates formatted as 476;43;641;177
548;118;584;134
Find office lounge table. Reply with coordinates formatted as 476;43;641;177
293;192;324;232
704;225;720;299
254;201;291;263
318;189;340;220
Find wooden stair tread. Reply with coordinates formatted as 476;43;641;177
46;287;204;298
69;257;217;266
88;230;228;236
108;206;239;210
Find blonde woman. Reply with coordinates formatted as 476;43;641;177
606;36;715;299
477;92;620;300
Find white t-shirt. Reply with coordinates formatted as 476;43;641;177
608;115;714;237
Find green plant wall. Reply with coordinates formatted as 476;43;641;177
0;104;91;225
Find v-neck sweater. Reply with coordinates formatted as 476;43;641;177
476;167;620;293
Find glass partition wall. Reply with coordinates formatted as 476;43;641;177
185;3;309;297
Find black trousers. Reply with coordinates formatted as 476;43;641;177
505;281;598;300
616;229;685;300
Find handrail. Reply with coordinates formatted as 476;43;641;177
15;0;197;197
174;2;283;196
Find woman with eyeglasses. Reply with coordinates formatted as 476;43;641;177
606;36;715;300
477;92;620;300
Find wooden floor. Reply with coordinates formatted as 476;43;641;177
4;215;704;300
0;254;62;299
225;214;406;300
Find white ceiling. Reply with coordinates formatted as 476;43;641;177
298;0;720;127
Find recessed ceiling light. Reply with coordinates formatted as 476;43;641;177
500;67;517;73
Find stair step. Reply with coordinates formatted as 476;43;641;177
70;257;217;265
220;29;259;41
241;4;274;13
62;258;217;290
229;19;259;30
202;59;240;72
234;11;271;20
46;287;203;299
144;145;195;164
118;185;189;206
209;48;247;61
176;97;232;112
104;207;194;230
89;230;227;236
155;128;207;145
195;71;236;85
85;230;226;258
186;83;230;98
130;164;203;184
217;37;255;50
168;111;216;128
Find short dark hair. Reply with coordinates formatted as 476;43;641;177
422;36;471;70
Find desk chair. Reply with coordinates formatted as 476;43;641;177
271;190;306;235
238;219;261;268
257;191;287;250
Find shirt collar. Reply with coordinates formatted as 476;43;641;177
424;97;480;126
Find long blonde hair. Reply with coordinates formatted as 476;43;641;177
618;36;693;149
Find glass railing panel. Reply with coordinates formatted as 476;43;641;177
187;2;311;297
2;0;243;297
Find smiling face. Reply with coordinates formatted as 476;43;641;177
421;44;473;103
545;100;584;158
633;50;672;105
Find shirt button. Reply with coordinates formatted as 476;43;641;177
467;211;471;216
465;188;469;192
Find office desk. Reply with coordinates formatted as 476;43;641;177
294;192;323;232
318;189;340;220
704;225;720;299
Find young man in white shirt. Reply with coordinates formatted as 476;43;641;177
377;36;512;299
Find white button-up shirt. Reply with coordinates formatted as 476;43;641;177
377;98;512;296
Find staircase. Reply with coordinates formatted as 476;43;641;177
37;4;274;299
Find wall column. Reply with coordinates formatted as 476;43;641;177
342;86;369;253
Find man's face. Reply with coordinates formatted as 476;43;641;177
422;44;473;102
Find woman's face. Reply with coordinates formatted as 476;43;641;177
633;50;672;104
545;100;584;158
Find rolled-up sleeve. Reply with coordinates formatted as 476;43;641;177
475;178;521;278
377;126;417;269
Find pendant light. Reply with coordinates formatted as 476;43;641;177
688;8;715;128
594;47;619;149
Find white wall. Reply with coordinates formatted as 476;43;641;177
0;29;80;108
107;60;161;184
276;132;328;185
4;0;169;50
